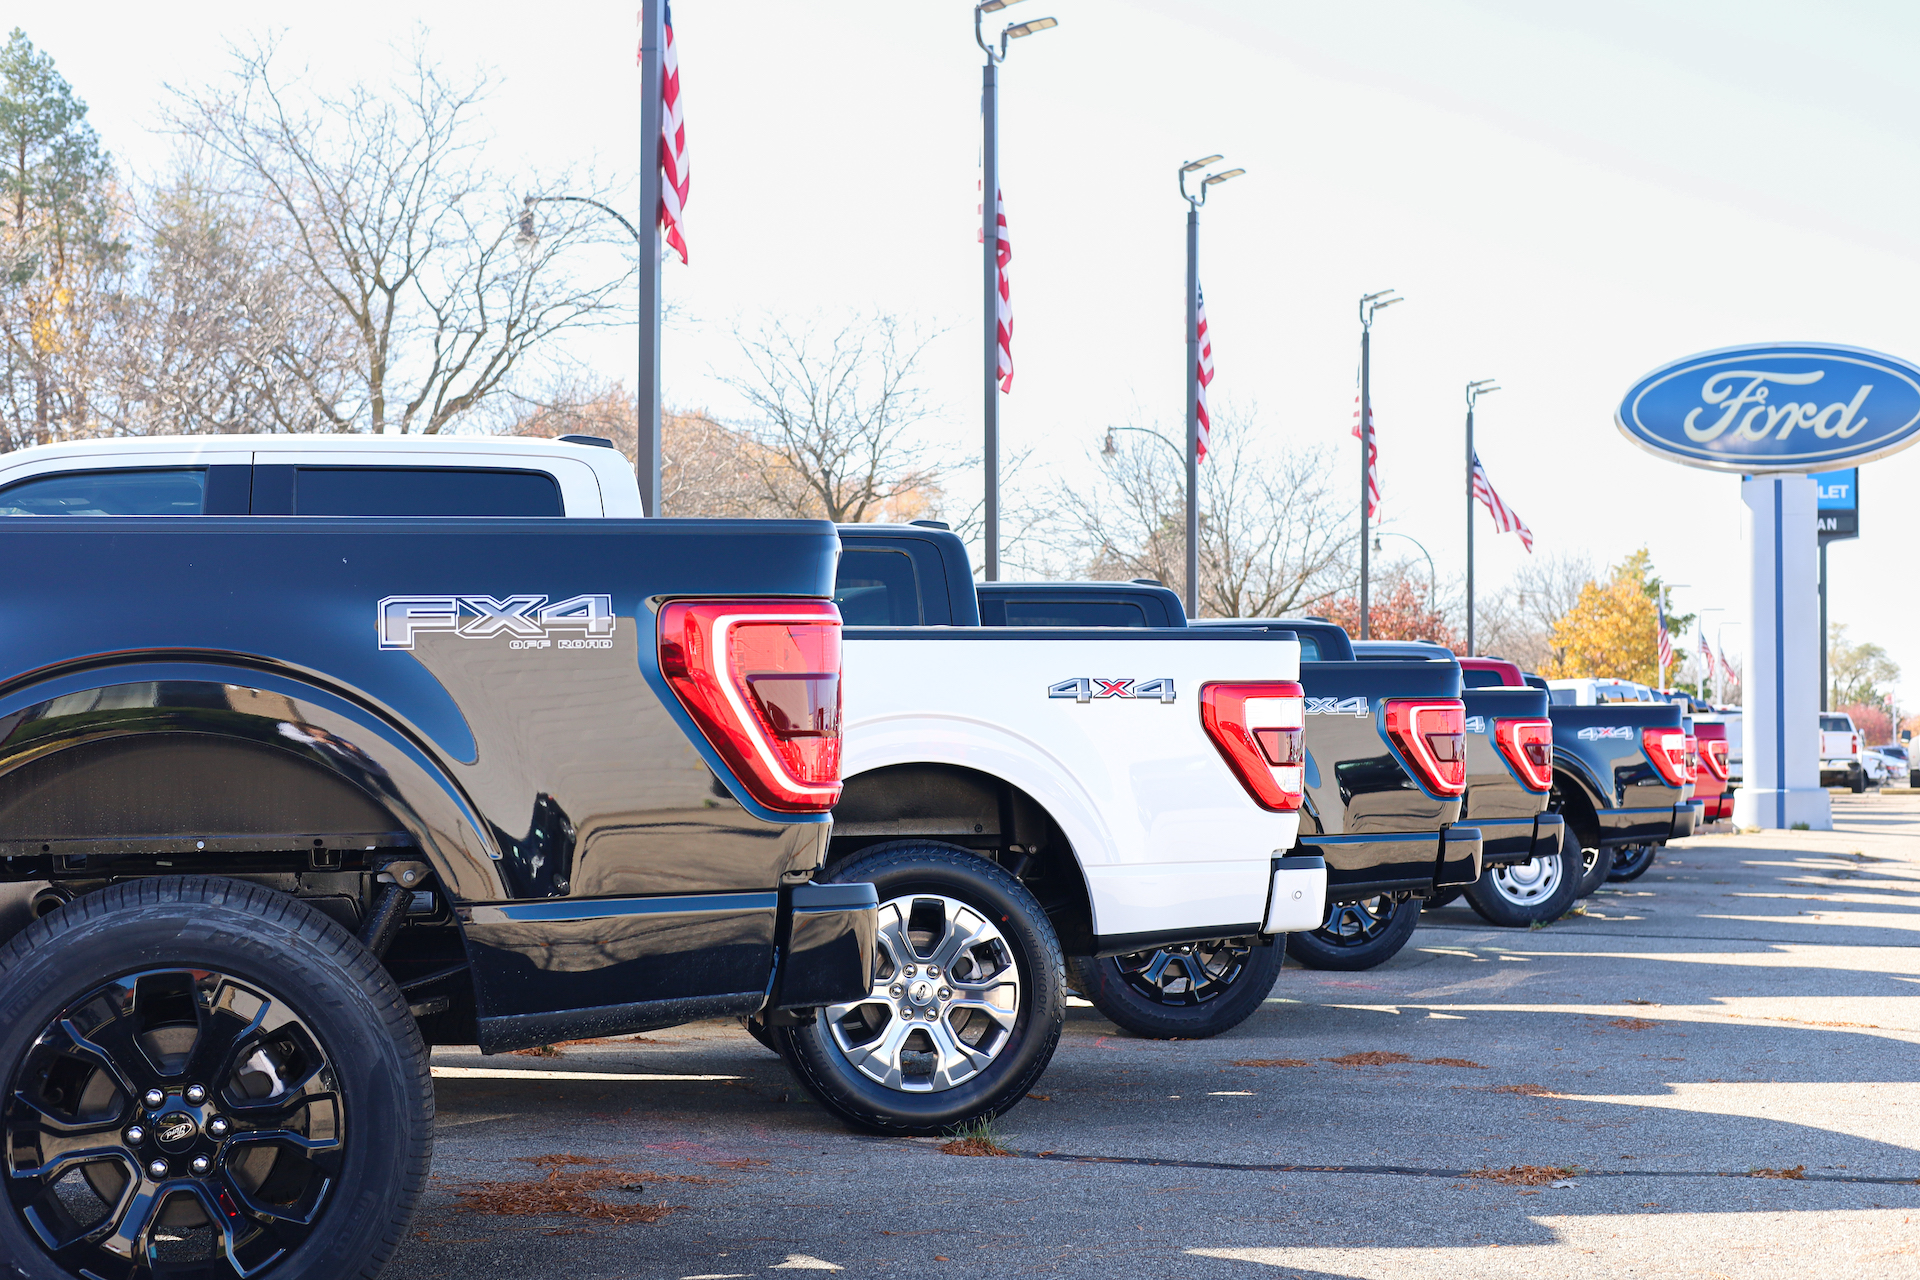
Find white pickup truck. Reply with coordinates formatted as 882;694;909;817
0;435;1327;1139
1819;712;1866;792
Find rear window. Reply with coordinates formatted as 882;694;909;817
287;467;562;516
1003;598;1150;628
1820;715;1853;733
0;468;207;516
834;548;923;625
1548;688;1577;705
1461;668;1508;688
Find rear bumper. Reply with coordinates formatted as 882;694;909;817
767;881;879;1011
1669;802;1700;841
1596;804;1686;846
1263;854;1327;933
1298;825;1480;900
1478;810;1562;867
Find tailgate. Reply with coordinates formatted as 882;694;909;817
1296;658;1463;900
1549;704;1690;844
1463;686;1551;863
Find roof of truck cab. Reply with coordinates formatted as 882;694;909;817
0;433;647;516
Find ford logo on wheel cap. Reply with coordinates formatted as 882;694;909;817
156;1113;199;1148
1617;343;1920;473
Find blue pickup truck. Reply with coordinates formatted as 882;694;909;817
0;486;877;1276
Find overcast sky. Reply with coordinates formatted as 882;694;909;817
25;1;1920;708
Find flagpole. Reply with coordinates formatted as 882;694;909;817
1184;204;1200;618
1463;379;1498;656
1355;291;1398;640
637;0;665;517
981;56;1000;581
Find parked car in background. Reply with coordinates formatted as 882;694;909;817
1871;745;1911;786
1548;677;1661;705
1819;712;1866;792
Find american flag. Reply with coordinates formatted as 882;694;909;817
1718;642;1737;685
989;187;1012;391
1194;283;1214;461
1350;376;1379;518
1470;451;1533;552
1698;629;1713;675
651;1;689;265
1656;598;1673;673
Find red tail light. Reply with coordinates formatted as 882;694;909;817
1201;682;1306;811
1702;739;1730;780
1641;726;1690;787
1494;717;1553;792
1684;733;1699;783
1384;699;1467;797
658;600;843;813
1852;733;1860;757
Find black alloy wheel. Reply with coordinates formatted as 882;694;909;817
773;842;1065;1135
1283;895;1422;972
0;878;430;1280
1072;937;1285;1039
1574;843;1612;898
1607;843;1660;882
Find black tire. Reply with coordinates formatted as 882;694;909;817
772;842;1064;1136
1424;887;1464;910
1070;937;1283;1040
1573;842;1612;898
1284;895;1421;971
1849;766;1866;794
740;1016;780;1055
0;876;430;1280
1464;827;1581;926
1608;843;1660;882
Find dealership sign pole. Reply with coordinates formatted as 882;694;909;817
1617;342;1920;831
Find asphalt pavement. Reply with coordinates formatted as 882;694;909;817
394;792;1920;1279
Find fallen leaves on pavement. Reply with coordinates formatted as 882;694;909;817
1608;1018;1659;1030
1492;1083;1556;1096
1418;1058;1487;1069
1323;1051;1413;1067
1750;1165;1806;1180
1470;1164;1579;1186
454;1154;698;1226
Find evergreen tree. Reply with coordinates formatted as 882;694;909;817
0;28;123;449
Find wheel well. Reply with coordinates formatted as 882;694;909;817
831;764;1093;956
1550;770;1602;849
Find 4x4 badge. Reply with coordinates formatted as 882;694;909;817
1306;696;1369;717
1048;678;1176;704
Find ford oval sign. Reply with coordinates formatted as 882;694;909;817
1617;343;1920;473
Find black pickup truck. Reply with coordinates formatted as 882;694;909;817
1351;644;1570;926
0;516;876;1278
950;577;1488;1030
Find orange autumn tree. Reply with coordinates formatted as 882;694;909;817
1538;548;1660;683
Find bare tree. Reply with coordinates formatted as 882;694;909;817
721;311;943;522
1054;411;1357;617
100;159;350;435
1476;551;1595;670
164;36;635;435
510;378;781;518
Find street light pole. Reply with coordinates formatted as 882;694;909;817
637;0;665;516
1356;290;1401;640
975;1;1057;581
1373;530;1437;604
1463;378;1499;655
1176;157;1241;617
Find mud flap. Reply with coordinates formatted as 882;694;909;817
1434;825;1483;889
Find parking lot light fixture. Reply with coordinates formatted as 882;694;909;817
1179;155;1244;617
1464;378;1500;655
1356;290;1402;639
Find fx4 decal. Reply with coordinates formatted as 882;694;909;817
1576;725;1633;740
378;594;616;650
1047;677;1176;704
1306;696;1370;717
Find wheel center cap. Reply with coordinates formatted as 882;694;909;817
908;979;935;1006
155;1112;199;1151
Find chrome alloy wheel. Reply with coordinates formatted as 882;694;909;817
4;968;343;1278
1113;939;1252;1007
821;893;1020;1093
1489;855;1563;906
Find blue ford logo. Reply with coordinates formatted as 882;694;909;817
1617;343;1920;472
